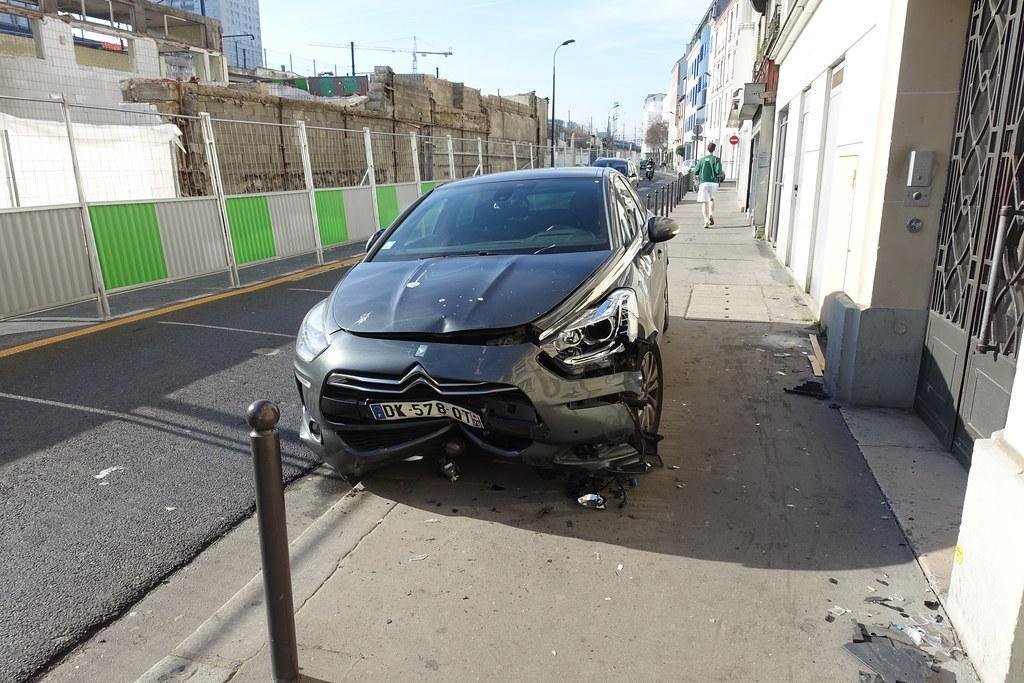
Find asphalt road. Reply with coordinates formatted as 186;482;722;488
0;267;350;681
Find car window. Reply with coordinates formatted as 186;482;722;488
612;177;639;243
616;176;648;243
371;177;610;261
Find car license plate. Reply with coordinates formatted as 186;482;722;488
369;400;483;429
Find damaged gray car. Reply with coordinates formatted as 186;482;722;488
293;167;678;479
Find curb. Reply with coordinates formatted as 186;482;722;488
136;483;398;682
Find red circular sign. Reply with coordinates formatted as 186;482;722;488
729;134;740;145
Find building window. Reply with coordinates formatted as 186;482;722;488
56;0;136;71
0;0;39;57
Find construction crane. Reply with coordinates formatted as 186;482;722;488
309;37;453;75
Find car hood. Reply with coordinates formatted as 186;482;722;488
328;252;610;335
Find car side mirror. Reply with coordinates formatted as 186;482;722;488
647;216;679;243
365;230;386;252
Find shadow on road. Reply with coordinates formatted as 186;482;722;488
359;315;919;572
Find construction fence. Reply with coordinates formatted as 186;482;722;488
0;94;566;320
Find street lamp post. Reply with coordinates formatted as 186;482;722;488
606;102;619;155
550;38;575;167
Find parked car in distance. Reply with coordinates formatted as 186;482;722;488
592;157;640;189
294;167;679;479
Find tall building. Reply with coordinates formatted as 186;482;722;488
682;8;712;161
161;0;262;68
705;0;758;183
640;93;665;156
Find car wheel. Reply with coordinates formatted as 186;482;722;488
638;344;664;435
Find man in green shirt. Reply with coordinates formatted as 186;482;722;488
693;142;724;228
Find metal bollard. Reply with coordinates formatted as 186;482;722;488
646;193;652;211
247;400;300;683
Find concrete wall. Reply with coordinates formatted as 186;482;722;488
0;15;162;120
948;349;1024;681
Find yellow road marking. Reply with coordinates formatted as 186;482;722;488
0;256;360;359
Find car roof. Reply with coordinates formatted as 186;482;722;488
593;157;628;163
434;166;611;188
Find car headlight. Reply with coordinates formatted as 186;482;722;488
541;289;638;367
296;299;330;363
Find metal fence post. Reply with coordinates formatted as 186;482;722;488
475;137;484;176
512;141;517;170
410;132;421;193
1;130;19;208
446;134;456;180
60;96;110;319
199;113;240;288
363;127;380;230
246;400;300;683
295;121;323;265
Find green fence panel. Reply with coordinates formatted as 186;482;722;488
314;190;348;245
226;196;276;264
88;203;168;290
420;181;436;194
375;185;400;229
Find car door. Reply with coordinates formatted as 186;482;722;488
612;176;666;332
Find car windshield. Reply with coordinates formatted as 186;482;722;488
593;159;628;175
370;177;610;261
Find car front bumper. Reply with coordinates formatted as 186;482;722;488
294;331;644;476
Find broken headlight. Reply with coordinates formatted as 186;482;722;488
542;289;638;367
295;299;330;363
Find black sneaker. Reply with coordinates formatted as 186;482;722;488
709;216;715;226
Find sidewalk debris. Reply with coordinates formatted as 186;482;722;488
825;606;851;622
783;380;829;399
408;554;429;562
843;622;938;683
93;466;125;480
577;493;606;510
440;459;460;482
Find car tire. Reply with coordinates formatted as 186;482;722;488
637;343;664;436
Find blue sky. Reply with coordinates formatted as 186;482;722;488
260;0;705;140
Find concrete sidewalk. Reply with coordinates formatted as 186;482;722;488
49;193;974;682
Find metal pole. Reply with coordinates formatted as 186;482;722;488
529;143;535;169
350;41;355;77
246;400;300;683
60;96;110;319
475;137;483;176
646;193;652;211
550;57;556;168
446;134;456;179
410;132;422;193
200;113;240;288
512;141;517;170
976;205;1018;352
295;121;323;264
363;127;380;230
1;129;20;208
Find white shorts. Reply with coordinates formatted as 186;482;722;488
697;182;719;202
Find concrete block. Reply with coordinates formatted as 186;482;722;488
822;292;927;407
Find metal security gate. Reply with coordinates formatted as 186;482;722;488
916;0;1024;466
